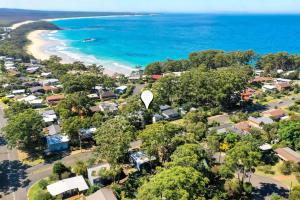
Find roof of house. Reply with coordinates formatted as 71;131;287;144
46;134;69;145
46;94;65;102
151;74;162;80
162;109;179;118
259;143;273;151
234;121;252;132
252;76;273;83
47;176;89;196
47;124;61;135
248;116;274;125
116;85;127;90
159;105;172;111
101;91;117;99
87;188;117;200
263;109;285;118
43;85;58;91
275;147;300;163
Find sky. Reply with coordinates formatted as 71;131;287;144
1;0;300;13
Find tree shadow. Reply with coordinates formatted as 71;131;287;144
252;183;289;200
0;160;29;195
0;136;7;146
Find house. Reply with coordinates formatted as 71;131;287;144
276;82;291;91
26;66;39;74
46;94;65;104
40;110;57;124
30;99;44;108
252;76;273;83
259;143;272;151
248;116;274;128
47;176;89;198
28;86;45;94
43;85;59;93
275;147;300;163
152;114;164;123
276;78;292;83
151;74;162;81
115;85;127;94
241;88;256;101
87;163;111;186
160;105;172;111
11;89;25;95
87;187;117;200
41;72;52;78
79;127;97;139
46;124;61;135
100;91;117;100
87;93;99;99
161;109;180;120
254;70;264;76
41;78;59;86
129;151;156;171
234;121;252;134
17;95;37;103
263;109;286;120
262;84;277;92
46;134;70;153
90;102;118;113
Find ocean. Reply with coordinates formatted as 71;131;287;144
46;13;300;69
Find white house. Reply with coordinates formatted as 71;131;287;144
47;176;89;197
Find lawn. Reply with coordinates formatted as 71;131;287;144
28;178;48;200
256;161;299;188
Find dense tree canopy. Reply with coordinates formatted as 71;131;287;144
94;117;135;166
3;109;44;152
137;166;209;200
278;120;300;151
139;122;183;163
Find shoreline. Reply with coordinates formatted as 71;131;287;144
26;29;134;76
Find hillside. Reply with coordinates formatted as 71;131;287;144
0;8;137;25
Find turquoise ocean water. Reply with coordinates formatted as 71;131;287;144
47;14;300;69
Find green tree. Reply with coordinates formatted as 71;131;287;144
278;120;300;150
225;141;261;184
3;109;44;152
94;117;134;166
289;186;300;200
52;162;69;180
137;166;209;200
72;161;87;176
167;143;209;172
4;101;31;119
33;190;52;200
139;122;182;163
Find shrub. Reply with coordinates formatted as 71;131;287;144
295;172;300;183
33;190;52;200
243;182;253;194
85;185;100;196
61;171;71;179
224;179;241;197
38;179;49;190
279;161;293;175
257;165;275;175
49;173;59;182
269;193;285;200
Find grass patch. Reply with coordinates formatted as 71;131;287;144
28;178;48;200
18;150;44;166
255;161;300;188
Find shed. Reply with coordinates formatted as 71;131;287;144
46;134;69;152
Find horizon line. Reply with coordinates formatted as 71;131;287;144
1;7;300;15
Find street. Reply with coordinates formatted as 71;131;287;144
0;106;93;200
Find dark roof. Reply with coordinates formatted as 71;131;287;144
100;91;117;99
162;109;180;119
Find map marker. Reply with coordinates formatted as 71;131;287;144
141;90;153;109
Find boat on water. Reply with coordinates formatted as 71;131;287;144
82;38;96;42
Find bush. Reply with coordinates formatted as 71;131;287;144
224;179;241;197
61;171;71;179
257;165;275;175
295;172;300;183
38;179;49;190
243;182;253;194
230;112;248;123
85;185;100;196
49;173;59;182
32;190;52;200
270;193;285;200
279;161;293;175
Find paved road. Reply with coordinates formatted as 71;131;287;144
267;94;300;109
251;174;289;200
0;106;93;200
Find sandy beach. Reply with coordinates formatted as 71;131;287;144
26;29;133;76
